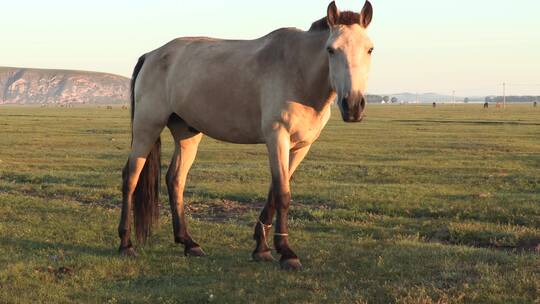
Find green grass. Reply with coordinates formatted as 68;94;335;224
0;104;539;303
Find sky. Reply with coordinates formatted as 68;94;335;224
1;0;540;96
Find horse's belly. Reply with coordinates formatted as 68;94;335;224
200;123;264;145
174;104;264;144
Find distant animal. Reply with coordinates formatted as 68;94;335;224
107;106;113;110
534;101;538;108
117;1;374;271
484;102;489;109
432;102;437;108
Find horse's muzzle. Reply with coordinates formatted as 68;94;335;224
339;95;366;123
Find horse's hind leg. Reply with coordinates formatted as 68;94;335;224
118;129;164;256
119;158;146;256
118;105;169;256
166;116;204;256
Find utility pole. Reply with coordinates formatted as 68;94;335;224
503;82;506;109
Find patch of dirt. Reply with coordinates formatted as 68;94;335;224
490;241;540;253
427;226;540;254
35;266;74;278
51;266;73;276
185;199;265;222
181;199;335;223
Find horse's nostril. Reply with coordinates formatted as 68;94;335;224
341;98;349;110
339;97;350;122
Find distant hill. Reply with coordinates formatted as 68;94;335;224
0;67;129;105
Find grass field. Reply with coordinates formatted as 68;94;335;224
0;104;539;303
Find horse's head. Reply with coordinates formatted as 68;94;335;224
325;1;373;123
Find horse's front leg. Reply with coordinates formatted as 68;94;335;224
253;144;312;263
266;129;303;270
252;188;277;262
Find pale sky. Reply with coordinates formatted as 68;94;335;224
1;0;539;96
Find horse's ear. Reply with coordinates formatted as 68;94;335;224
327;1;340;27
359;0;373;28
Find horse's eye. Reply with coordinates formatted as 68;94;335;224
326;47;335;55
368;47;374;55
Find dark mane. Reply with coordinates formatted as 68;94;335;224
309;11;361;32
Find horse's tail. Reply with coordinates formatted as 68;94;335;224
130;54;161;243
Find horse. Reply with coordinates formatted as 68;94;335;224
484;102;489;109
118;1;374;270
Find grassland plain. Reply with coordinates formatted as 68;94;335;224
0;104;539;304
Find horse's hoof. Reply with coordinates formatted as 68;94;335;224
185;246;207;257
252;250;275;262
119;247;137;258
280;258;303;271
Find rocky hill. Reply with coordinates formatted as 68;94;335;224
0;67;129;105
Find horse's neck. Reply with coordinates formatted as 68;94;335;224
295;30;335;113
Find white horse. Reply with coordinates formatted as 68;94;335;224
118;1;374;270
